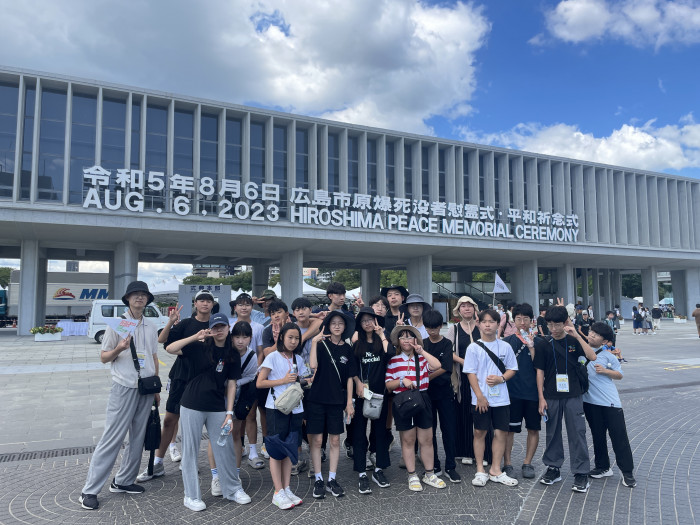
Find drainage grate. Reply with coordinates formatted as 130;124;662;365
0;446;97;463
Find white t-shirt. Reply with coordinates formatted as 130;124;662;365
407;319;429;339
103;315;158;389
229;317;264;352
463;339;518;408
260;351;309;415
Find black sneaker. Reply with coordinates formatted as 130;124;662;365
109;479;145;494
622;472;637;488
326;478;345;497
358;474;372;494
589;467;613;478
539;466;562;485
372;469;390;488
572;474;590;493
445;469;462;483
78;493;98;510
312;479;326;499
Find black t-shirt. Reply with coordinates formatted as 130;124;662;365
180;342;241;411
575;318;593;337
262;325;275;349
532;335;585;399
423;337;453;399
652;308;662;319
166;317;211;381
536;316;550;336
308;339;357;405
384;312;399;335
353;342;393;395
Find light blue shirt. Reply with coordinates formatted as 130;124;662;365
582;348;623;408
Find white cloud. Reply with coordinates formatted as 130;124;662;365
540;0;700;48
458;113;700;172
0;0;490;135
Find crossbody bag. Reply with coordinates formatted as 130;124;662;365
392;353;427;419
271;354;304;415
129;335;162;395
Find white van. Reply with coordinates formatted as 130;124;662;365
88;300;170;343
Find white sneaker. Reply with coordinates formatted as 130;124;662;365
272;490;294;509
136;462;164;482
233;489;251;504
169;445;182;462
284;487;303;506
461;457;474;465
211;477;222;496
184;496;206;511
261;443;270;459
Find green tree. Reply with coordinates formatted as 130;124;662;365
380;270;407;288
332;269;361;290
268;274;281;287
432;271;451;283
0;266;12;288
621;274;642;298
230;271;252;291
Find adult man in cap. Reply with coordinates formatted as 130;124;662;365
137;290;214;484
254;289;277;327
380;284;408;334
79;281;159;510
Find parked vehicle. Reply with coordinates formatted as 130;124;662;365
88;300;169;343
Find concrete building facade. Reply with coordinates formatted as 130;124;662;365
0;66;698;334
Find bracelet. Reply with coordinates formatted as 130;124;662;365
225;411;234;415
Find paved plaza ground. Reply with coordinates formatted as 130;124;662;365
0;320;699;524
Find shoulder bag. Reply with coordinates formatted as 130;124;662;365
271;355;304;415
450;324;461;399
392;353;427;420
359;356;384;420
475;340;507;375
129;333;162;395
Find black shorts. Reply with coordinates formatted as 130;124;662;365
393;391;433;432
265;408;304;448
165;379;188;415
257;387;270;408
508;398;541;433
471;404;510;432
305;401;344;435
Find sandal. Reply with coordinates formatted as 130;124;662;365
471;472;489;487
408;474;423;492
489;472;518;486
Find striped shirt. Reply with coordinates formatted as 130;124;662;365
385;352;432;393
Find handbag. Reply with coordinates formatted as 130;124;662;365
392;353;427;419
143;403;162;451
359;357;383;420
129;333;162;395
234;352;258;420
271;355;304;415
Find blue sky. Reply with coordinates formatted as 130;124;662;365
0;0;698;280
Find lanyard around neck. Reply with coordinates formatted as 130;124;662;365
551;336;568;375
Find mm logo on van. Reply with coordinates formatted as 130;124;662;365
80;289;109;300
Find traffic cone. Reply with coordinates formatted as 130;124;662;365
12;319;17;328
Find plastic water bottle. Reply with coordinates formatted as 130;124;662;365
520;329;532;345
217;421;232;447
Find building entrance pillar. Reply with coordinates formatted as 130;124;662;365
18;240;47;335
280;249;303;302
407;255;432;305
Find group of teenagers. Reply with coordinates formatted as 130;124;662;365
78;279;637;514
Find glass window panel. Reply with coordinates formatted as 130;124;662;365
146;105;167;134
0;83;19;115
201;141;217;159
102;98;126;129
273;126;286;150
0;114;16;135
41;89;67;121
71;123;95;144
296;128;307;152
250;122;264;148
102;127;124;147
226;118;241;145
201;114;218;142
130;101;141;169
20;87;34;201
421;146;429;199
72;94;96;125
38;136;64;156
174;109;193;137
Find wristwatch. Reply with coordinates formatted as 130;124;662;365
501;375;506;384
226;411;234;415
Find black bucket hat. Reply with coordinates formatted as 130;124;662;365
121;281;154;306
380;284;409;300
354;306;385;332
322;310;356;341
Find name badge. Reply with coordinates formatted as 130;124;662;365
488;384;500;396
556;374;569;392
216;359;224;373
136;353;145;369
363;387;374;400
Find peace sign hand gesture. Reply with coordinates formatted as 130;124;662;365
396;312;405;326
373;318;383;335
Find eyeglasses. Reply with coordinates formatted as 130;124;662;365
360;319;376;325
399;335;415;340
